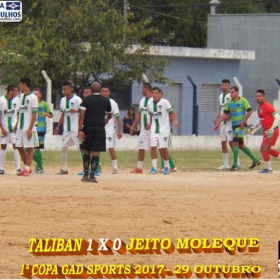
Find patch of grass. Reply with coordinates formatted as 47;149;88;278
5;149;279;171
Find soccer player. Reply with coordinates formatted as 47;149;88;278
33;88;53;174
16;78;39;176
78;82;112;183
0;84;21;174
101;86;122;174
130;83;153;173
147;87;178;174
54;82;82;175
214;86;260;171
157;88;177;172
247;89;280;173
213;79;240;169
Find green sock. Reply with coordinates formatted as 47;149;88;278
33;151;38;164
96;154;100;172
233;146;239;167
34;150;43;169
243;146;258;162
169;156;175;168
161;159;164;168
81;151;84;158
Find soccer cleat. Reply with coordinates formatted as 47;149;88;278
34;169;44;174
229;165;239;171
87;176;98;183
163;167;170;175
237;165;242;170
149;167;157;174
249;160;261;169
259;168;273;174
16;169;21;174
56;169;68;175
217;165;230;170
94;170;100;176
77;171;84;176
81;175;89;182
23;169;29;176
171;167;177;172
112;169;118;174
130;168;143;173
0;169;4;175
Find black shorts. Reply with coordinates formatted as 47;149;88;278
81;126;106;152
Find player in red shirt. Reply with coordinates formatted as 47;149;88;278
248;89;280;173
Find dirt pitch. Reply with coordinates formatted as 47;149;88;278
0;166;279;279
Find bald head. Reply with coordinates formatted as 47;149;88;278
91;82;101;93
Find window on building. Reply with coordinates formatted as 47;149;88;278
201;84;220;112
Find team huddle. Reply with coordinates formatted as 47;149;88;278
214;79;280;173
0;77;278;180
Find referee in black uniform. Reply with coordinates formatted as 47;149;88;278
78;82;112;182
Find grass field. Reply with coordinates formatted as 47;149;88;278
4;149;278;172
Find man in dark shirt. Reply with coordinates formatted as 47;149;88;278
78;82;112;183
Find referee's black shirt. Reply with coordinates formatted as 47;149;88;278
80;93;112;127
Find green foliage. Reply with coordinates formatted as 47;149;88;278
0;0;168;90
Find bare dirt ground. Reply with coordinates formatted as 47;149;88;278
0;166;279;279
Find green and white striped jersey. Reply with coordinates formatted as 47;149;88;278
0;95;20;133
138;97;153;135
148;98;174;133
60;94;82;132
18;92;38;131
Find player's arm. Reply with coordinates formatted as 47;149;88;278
240;108;252;130
266;112;280;138
105;112;112;124
116;116;122;139
214;111;230;131
27;111;37;139
78;108;86;141
0;111;8;136
130;112;141;134
169;111;178;127
247;121;261;135
213;110;221;125
54;112;64;135
44;103;53;118
105;100;113;124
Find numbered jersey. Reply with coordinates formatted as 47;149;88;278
105;98;120;134
60;94;82;132
138;97;153;134
0;95;20;133
148;98;174;134
18;92;38;131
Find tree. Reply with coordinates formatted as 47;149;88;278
0;0;168;90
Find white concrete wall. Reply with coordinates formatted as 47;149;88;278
40;135;269;151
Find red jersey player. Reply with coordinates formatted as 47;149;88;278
247;89;280;173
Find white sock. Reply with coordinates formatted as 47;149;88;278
137;161;143;169
61;147;67;171
112;159;117;169
13;149;21;169
222;153;229;166
164;160;169;168
237;157;241;166
0;149;7;170
152;159;157;169
24;165;30;171
265;161;273;171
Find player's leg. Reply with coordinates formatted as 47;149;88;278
131;132;150;173
107;133;117;174
33;132;45;173
0;143;7;174
229;140;241;169
56;132;70;175
12;144;21;172
167;134;176;171
268;129;280;159
158;133;170;174
149;133;159;174
218;124;229;169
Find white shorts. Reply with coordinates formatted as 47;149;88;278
139;130;150;150
0;132;16;145
106;133;116;149
150;132;170;149
16;130;39;148
220;123;233;142
62;131;80;149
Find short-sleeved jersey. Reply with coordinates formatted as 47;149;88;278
148;98;174;133
37;100;52;133
224;97;251;127
80;93;112;127
18;92;38;131
138;97;153;133
219;92;232;125
60;94;82;132
105;98;120;134
258;101;276;131
0;95;20;133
